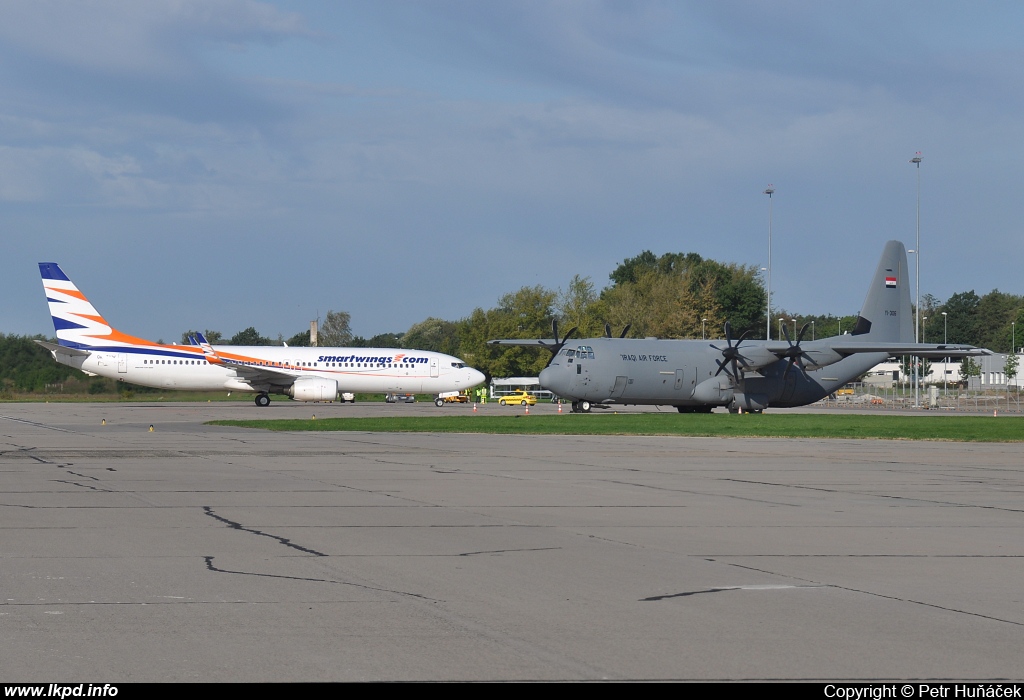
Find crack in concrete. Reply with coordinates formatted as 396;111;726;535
203;506;327;557
203;556;437;601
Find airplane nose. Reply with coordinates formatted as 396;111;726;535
469;368;485;386
539;367;563;395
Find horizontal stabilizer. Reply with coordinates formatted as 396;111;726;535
34;339;91;357
829;342;990;358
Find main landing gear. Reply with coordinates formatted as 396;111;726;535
570;400;592;413
255;393;271;407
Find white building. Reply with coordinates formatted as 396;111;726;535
862;351;1021;389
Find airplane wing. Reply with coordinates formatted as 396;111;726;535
488;338;559;347
191;333;299;387
828;342;990;358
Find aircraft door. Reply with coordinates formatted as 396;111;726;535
674;368;696;395
117;354;128;374
430;359;439;378
610;375;628;399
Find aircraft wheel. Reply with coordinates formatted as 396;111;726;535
255;393;271;408
580;401;591;413
434;398;444;407
499;399;506;406
571;401;580;413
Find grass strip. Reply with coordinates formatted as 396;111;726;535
209;413;1024;442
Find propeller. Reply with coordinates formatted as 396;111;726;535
604;323;632;339
711;322;753;380
780;322;812;378
539;319;578;367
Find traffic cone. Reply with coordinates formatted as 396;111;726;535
557;402;562;414
473;403;477;413
525;405;529;415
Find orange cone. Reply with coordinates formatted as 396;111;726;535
557;402;562;414
473;403;477;413
525;405;529;415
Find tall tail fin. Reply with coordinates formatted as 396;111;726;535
850;241;914;343
39;263;151;349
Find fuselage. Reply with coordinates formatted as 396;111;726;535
57;344;485;396
539;336;886;411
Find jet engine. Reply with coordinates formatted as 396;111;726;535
284;378;339;402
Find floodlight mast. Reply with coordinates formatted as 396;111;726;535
765;186;774;339
910;152;922;407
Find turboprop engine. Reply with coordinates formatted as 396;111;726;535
284;377;339;402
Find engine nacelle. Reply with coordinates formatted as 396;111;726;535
730;392;769;412
284;378;339;402
692;377;732;405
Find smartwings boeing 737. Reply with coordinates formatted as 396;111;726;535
491;241;988;413
38;263;485;407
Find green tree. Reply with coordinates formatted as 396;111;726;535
605;251;764;338
960;357;981;388
286;330;311;347
1004;353;1018;388
457;286;558;379
367;332;404;348
318;310;352;347
228;327;272;346
556;275;603;338
403;318;460;354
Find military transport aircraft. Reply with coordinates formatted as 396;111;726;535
490;241;987;413
38;263;485;406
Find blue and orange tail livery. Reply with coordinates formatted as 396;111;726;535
39;263;151;350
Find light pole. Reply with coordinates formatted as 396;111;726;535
778;317;784;342
942;311;948;395
791;318;797;339
765;186;774;340
911;152;922;407
702;318;707;340
811;320;815;341
923;316;929;393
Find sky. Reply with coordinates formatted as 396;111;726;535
3;1;1023;342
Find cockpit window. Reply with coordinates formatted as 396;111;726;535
575;345;595;359
451;362;465;368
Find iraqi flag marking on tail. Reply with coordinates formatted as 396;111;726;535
885;275;897;288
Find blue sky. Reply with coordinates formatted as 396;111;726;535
4;1;1022;342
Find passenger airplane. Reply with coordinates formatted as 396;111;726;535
491;241;988;413
38;263;485;406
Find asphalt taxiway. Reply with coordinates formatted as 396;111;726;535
1;400;1022;681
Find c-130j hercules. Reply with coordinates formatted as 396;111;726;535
491;241;987;413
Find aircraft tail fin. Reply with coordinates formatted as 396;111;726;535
39;263;152;350
850;241;914;343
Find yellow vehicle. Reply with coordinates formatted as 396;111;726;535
836;388;855;396
434;391;470;407
498;391;537;406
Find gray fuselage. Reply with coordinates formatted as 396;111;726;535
539;337;886;411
